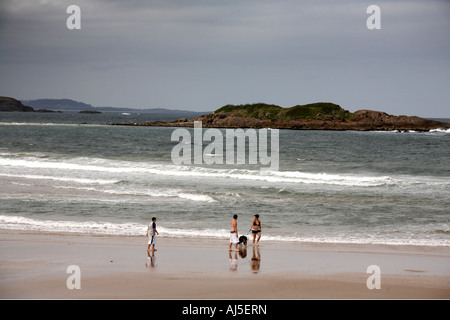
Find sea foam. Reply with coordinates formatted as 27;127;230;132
1;215;448;246
0;155;397;188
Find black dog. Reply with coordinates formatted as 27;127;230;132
238;235;248;246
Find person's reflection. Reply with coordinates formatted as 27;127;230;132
146;248;157;270
229;251;238;272
239;245;247;259
250;245;261;273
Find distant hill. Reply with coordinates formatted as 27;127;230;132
21;98;208;117
22;99;96;112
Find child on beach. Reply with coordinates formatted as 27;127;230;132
146;217;159;252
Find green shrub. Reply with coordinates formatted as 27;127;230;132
214;102;353;120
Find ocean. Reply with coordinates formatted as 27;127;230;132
1;112;449;246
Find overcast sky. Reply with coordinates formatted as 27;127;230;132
0;0;449;116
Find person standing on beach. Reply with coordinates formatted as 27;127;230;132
250;214;261;245
229;214;239;252
146;217;159;252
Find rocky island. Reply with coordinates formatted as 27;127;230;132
79;110;102;114
111;102;450;132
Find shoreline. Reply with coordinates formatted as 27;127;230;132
110;121;450;133
1;230;449;299
2;120;450;133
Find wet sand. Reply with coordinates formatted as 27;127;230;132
0;231;449;299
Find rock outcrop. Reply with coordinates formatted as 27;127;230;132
79;110;102;114
111;103;450;132
0;97;34;112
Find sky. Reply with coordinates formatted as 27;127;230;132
0;0;449;116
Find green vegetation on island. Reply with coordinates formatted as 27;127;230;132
214;102;354;120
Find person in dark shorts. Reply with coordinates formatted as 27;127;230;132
250;214;261;245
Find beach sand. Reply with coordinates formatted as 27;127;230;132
0;230;449;299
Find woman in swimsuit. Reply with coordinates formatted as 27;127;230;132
250;214;261;245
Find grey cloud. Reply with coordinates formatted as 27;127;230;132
0;0;449;116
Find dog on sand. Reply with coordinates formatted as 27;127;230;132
238;235;247;246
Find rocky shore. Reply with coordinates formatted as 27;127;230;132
111;103;450;132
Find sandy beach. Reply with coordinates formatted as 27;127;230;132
0;230;449;300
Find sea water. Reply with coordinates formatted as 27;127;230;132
0;112;449;246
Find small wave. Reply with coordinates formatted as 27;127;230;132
1;215;448;246
97;187;216;203
0;122;105;127
0;173;118;185
0;216;226;238
178;193;217;203
266;171;394;187
0;215;144;235
429;229;450;235
7;153;449;189
0;155;397;188
429;128;450;133
371;129;449;134
0;151;50;159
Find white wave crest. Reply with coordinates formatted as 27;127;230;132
0;215;145;235
99;188;217;203
0;173;118;185
0;155;397;188
1;215;448;246
429;128;450;133
178;193;217;203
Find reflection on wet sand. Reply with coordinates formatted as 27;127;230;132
229;251;238;271
251;245;261;273
228;244;261;273
146;248;157;269
239;245;247;259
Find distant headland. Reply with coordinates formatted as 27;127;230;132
0;96;65;113
111;102;450;132
0;97;206;118
0;96;35;112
